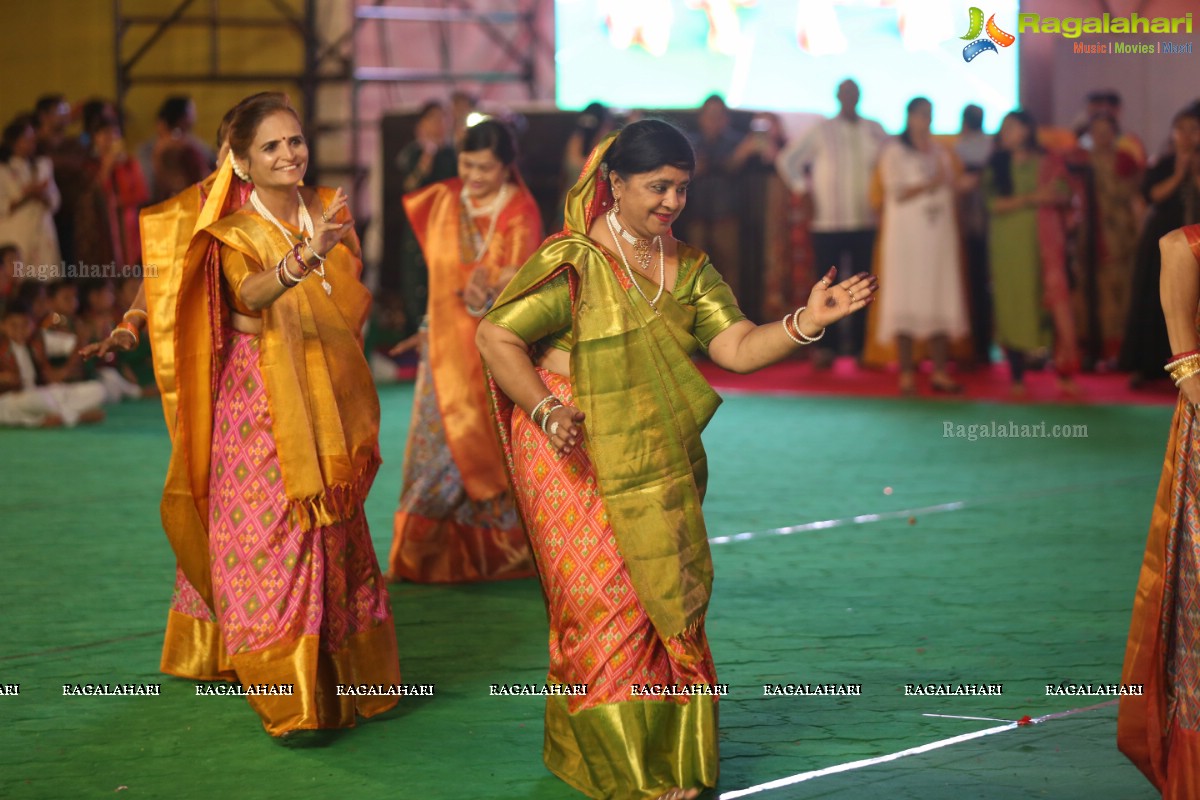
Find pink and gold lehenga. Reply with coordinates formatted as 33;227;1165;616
159;159;400;735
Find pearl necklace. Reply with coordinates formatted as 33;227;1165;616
605;208;664;310
250;189;332;295
610;210;654;270
460;183;509;263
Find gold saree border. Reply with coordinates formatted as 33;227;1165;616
543;694;718;800
389;509;535;583
159;609;237;682
228;619;401;737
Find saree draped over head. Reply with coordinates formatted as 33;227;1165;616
389;176;542;582
1118;224;1200;799
160;158;399;734
483;133;745;798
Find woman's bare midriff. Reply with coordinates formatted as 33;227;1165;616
537;347;570;378
231;311;263;334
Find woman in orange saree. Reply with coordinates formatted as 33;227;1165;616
162;93;400;736
1119;223;1200;798
476;120;878;800
388;119;542;583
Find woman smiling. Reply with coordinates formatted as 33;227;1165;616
164;93;400;737
388;118;543;583
476;119;877;799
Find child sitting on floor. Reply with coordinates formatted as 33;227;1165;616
0;300;105;427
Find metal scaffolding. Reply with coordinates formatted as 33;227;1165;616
113;0;353;182
114;0;543;199
349;0;544;188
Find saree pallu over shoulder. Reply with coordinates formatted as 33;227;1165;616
489;232;721;641
164;181;380;608
139;180;204;434
141;169;250;435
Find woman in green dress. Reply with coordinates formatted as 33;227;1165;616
984;110;1079;398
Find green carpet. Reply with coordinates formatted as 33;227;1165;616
0;385;1170;799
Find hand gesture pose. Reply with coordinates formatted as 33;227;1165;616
78;330;135;361
804;267;878;329
310;188;353;258
543;404;586;457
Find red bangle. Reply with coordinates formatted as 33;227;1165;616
291;242;309;273
1167;349;1200;365
114;321;140;345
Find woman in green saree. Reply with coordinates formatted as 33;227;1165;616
476;120;877;799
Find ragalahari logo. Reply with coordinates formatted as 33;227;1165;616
961;7;1015;61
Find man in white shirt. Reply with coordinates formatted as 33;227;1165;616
777;79;887;366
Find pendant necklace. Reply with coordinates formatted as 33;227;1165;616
605;208;664;310
250;189;332;295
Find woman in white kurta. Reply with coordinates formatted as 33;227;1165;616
0;115;62;268
875;97;968;394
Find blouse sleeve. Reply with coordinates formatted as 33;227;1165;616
486;271;572;345
691;257;747;348
221;246;263;314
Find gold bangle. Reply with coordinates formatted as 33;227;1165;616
1169;357;1200;382
114;322;139;345
122;308;148;327
1166;354;1200;374
1174;364;1200;387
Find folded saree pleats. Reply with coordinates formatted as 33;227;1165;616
512;369;719;798
205;332;400;734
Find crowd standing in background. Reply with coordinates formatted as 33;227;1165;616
1120;105;1200;386
777;79;887;368
4;84;1200;432
0;92;215;427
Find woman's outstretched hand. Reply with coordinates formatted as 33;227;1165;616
545;405;585;457
388;331;424;357
804;267;879;329
79;331;135;360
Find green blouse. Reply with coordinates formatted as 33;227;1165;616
488;242;746;353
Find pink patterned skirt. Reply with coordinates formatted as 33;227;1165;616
169;331;400;735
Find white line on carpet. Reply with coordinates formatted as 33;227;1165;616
708;475;1147;545
708;502;966;545
717;700;1118;798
